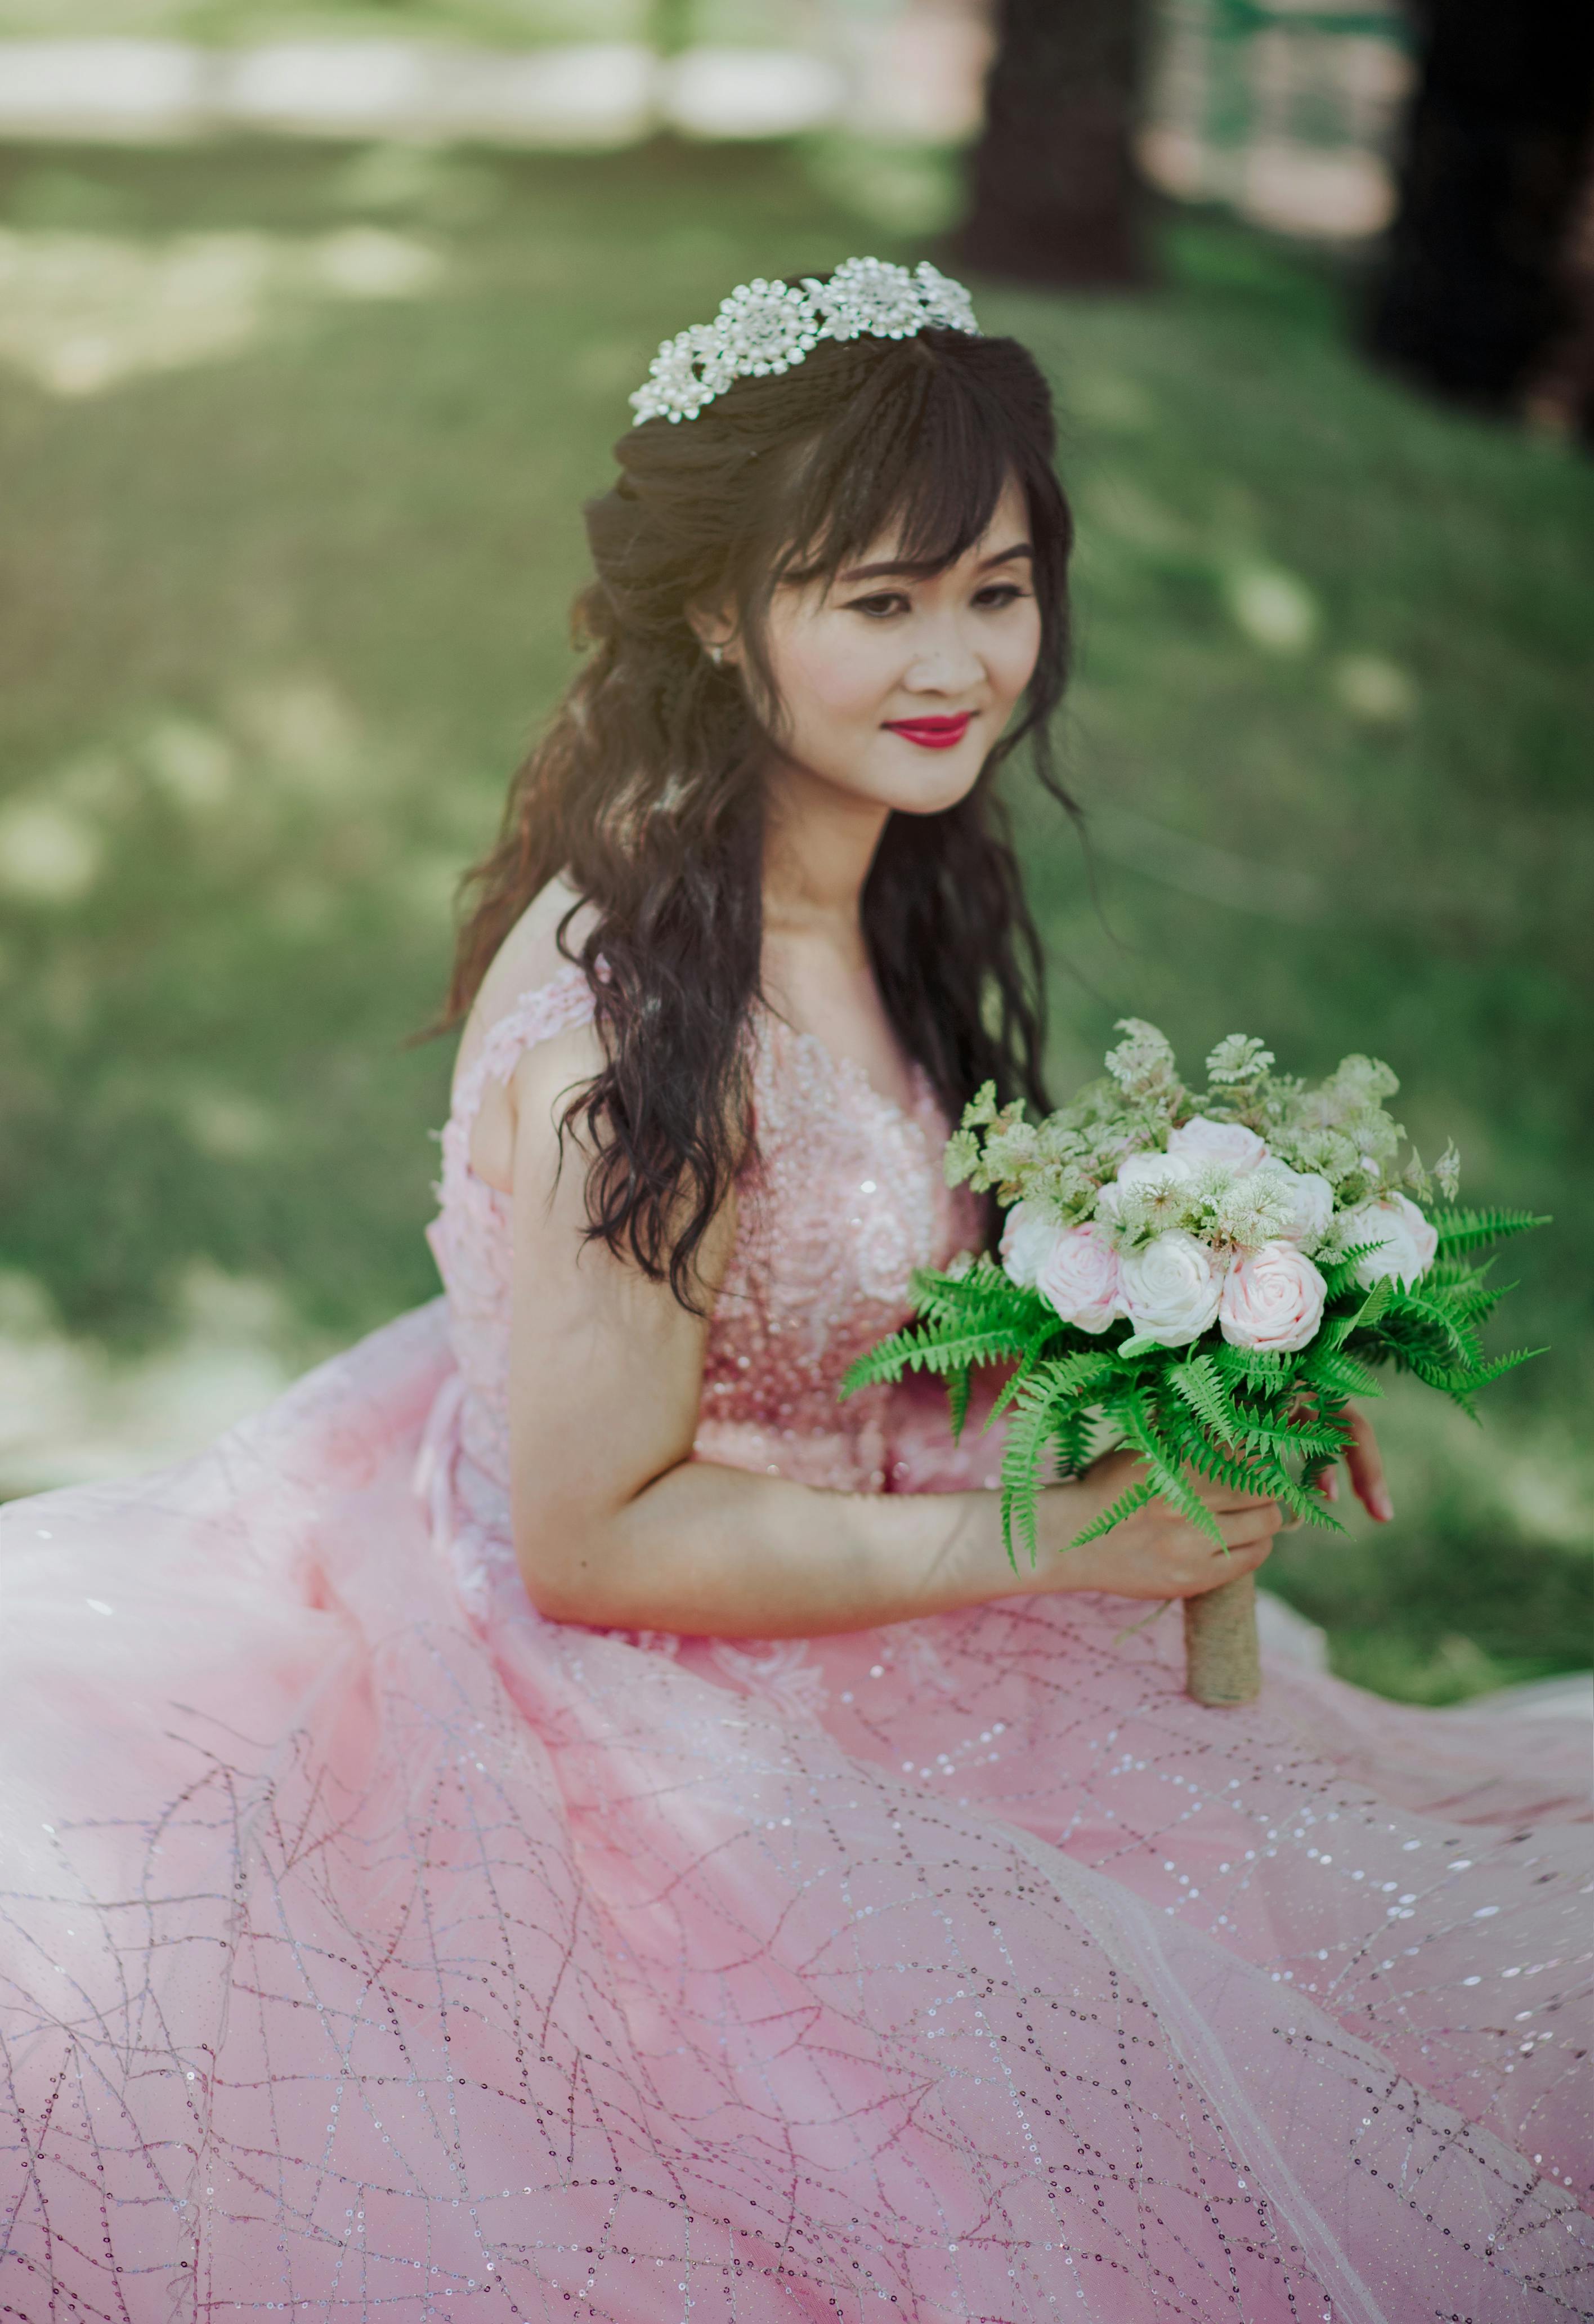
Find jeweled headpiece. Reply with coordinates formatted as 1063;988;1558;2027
628;256;982;426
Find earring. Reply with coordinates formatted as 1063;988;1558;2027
706;643;724;667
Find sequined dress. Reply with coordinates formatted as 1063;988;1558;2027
2;964;1590;2322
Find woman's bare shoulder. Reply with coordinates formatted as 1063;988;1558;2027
458;878;601;1192
458;878;597;1068
467;875;597;1031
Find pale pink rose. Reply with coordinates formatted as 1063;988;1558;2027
1033;1221;1125;1335
999;1200;1060;1290
1219;1240;1328;1353
1118;1230;1228;1347
1167;1115;1269;1173
1253;1159;1335;1248
1339;1192;1439;1288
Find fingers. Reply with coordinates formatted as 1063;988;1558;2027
1189;1469;1280;1514
1344;1406;1393;1522
1215;1502;1283;1552
1184;1527;1275;1587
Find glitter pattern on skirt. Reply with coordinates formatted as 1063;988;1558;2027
2;968;1591;2320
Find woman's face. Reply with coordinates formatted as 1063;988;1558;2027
742;475;1042;819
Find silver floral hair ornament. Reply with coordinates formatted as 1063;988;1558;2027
628;256;982;426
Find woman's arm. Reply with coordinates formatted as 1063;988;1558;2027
505;1027;1283;1637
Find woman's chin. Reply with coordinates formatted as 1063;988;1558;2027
771;742;987;819
886;765;986;816
856;747;988;816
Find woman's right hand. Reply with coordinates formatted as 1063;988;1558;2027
1038;1449;1284;1601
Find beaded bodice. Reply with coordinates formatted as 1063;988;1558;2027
425;964;983;1509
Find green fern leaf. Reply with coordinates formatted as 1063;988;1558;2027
1297;1348;1382;1400
1118;1398;1226;1547
984;1347;1040;1430
1066;1474;1156;1550
945;1365;971;1444
1323;1272;1394;1347
1168;1353;1242;1444
995;1359;1109;1566
1210;1343;1291;1393
1373;1290;1474;1368
1232;1415;1347;1460
999;1392;1062;1569
839;1329;933;1396
1457;1344;1547;1392
1050;1400;1098;1480
1431;1205;1550;1255
839;1321;1034;1399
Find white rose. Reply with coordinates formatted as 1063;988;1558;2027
1118;1230;1228;1347
1167;1115;1269;1173
1117;1148;1198;1189
1033;1221;1125;1335
1340;1191;1439;1288
1096;1148;1197;1225
1219;1240;1328;1353
1252;1159;1335;1249
999;1199;1062;1290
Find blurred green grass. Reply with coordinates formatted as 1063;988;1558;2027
0;1;649;42
0;0;805;43
0;137;1588;1699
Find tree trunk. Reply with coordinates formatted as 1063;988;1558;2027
955;0;1150;288
1366;0;1594;412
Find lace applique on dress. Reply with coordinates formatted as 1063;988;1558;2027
693;1012;973;1495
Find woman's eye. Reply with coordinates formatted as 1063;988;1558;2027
974;584;1029;610
845;593;910;619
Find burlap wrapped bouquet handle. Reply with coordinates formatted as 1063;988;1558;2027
1183;1571;1262;1705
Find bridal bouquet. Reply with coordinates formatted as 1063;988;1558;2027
843;1022;1544;1705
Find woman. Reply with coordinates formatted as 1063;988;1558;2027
2;260;1588;2321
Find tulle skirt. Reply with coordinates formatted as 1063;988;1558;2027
2;1303;1589;2321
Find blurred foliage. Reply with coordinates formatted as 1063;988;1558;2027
0;137;1588;1698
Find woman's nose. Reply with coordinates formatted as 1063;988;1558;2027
902;622;984;691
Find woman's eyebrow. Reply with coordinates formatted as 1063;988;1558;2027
836;541;1034;584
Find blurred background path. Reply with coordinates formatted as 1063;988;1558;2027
1;0;1590;1708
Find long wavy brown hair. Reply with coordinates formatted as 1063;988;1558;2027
441;304;1079;1307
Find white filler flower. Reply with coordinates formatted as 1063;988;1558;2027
1167;1115;1270;1173
1118;1230;1228;1347
1033;1222;1125;1335
1338;1192;1439;1288
1219;1241;1328;1353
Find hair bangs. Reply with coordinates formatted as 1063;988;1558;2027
774;339;1023;591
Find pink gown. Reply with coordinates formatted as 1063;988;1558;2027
2;964;1590;2322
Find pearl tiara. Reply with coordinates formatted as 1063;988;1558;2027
628;255;982;426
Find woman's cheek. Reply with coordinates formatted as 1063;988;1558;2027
993;608;1042;705
797;628;899;728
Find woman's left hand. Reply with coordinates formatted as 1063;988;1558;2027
1315;1405;1394;1522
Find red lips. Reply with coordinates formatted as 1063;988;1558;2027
883;712;974;751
